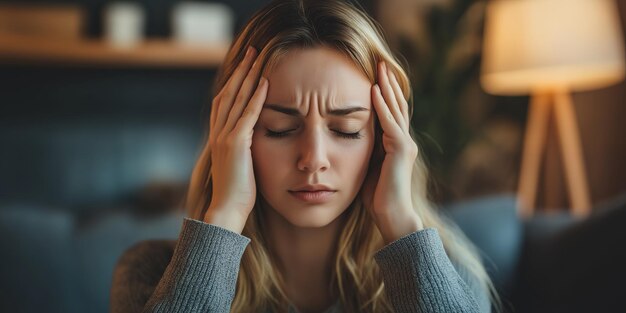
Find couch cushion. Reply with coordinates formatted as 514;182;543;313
514;195;626;313
444;194;523;297
72;210;184;313
0;205;78;313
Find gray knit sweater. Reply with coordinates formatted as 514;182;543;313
110;217;491;313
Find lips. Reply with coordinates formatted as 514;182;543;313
288;190;336;203
290;184;336;192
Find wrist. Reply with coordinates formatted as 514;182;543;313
203;207;248;234
373;210;424;245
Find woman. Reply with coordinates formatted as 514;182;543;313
110;0;500;312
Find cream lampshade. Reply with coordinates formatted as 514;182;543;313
480;0;625;217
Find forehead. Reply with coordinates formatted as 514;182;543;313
264;47;372;110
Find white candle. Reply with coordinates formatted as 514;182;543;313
104;2;145;48
172;2;234;45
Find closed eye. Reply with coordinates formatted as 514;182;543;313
264;129;363;140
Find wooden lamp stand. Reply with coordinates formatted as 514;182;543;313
517;88;592;218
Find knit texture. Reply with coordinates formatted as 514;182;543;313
373;228;485;312
111;217;490;313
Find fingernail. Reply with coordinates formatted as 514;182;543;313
246;46;255;58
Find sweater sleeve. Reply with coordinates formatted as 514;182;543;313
373;228;491;313
111;217;251;313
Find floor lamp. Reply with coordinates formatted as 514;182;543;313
480;0;625;218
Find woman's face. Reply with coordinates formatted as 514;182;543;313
251;46;375;228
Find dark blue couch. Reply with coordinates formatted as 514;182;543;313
446;194;626;313
2;193;624;313
0;204;185;313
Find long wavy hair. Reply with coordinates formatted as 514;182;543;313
185;0;500;312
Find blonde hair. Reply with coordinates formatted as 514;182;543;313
185;0;500;312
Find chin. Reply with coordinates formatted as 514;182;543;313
274;202;347;228
283;209;339;228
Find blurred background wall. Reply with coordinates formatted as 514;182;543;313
0;0;270;213
2;0;624;213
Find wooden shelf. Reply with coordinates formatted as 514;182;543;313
0;34;230;68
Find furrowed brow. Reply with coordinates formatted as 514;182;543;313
264;104;369;117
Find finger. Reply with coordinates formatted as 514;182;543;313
378;61;406;131
233;77;268;135
214;46;257;136
210;92;222;135
372;84;402;137
387;68;410;129
224;52;264;134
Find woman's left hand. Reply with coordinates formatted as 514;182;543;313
365;60;424;245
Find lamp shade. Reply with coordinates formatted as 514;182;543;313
481;0;626;95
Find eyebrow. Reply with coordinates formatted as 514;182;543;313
263;104;369;117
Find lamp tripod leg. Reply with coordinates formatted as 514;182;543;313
517;92;552;219
554;89;592;216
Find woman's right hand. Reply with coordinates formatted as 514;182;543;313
203;46;268;233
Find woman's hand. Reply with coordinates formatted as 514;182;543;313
366;61;424;245
204;46;268;233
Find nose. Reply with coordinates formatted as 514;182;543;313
296;127;330;173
